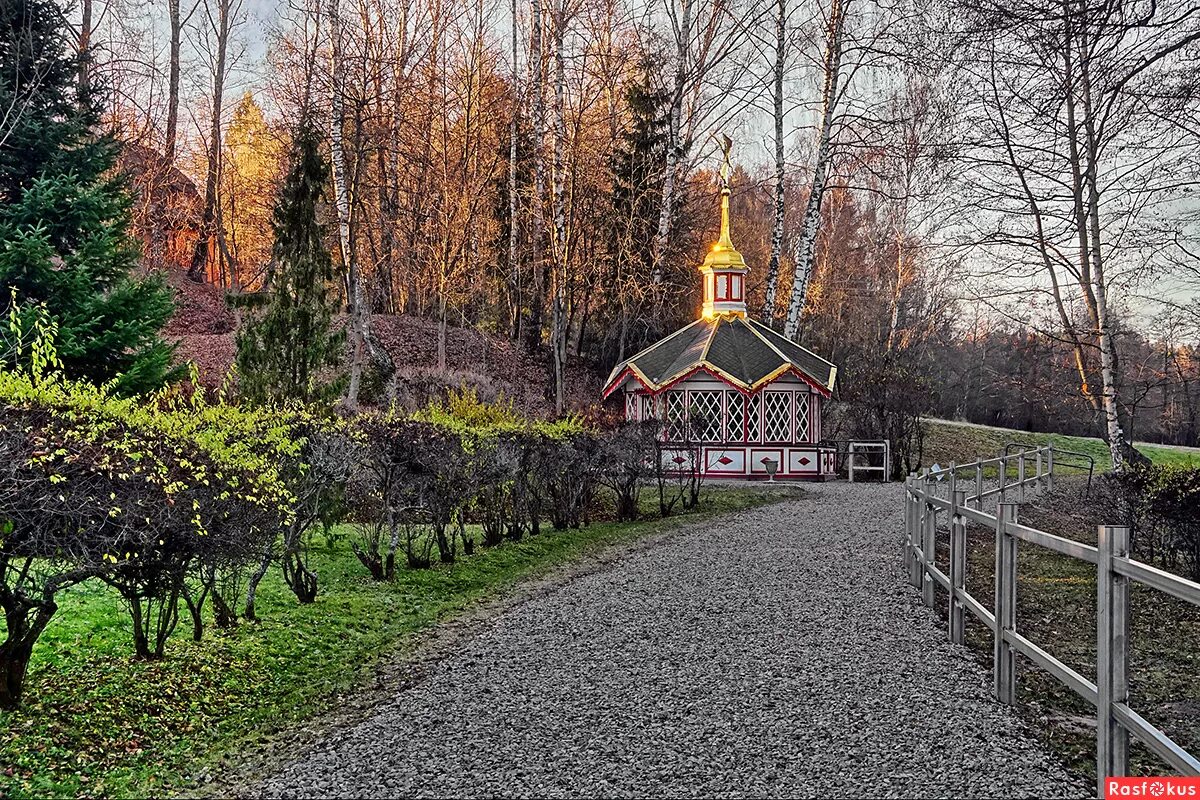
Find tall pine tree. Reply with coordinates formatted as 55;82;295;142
0;0;178;393
233;123;343;405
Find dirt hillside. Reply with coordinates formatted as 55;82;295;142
160;271;604;416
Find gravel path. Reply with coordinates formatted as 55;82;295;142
254;482;1087;799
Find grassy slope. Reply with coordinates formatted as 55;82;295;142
0;486;785;799
922;419;1200;472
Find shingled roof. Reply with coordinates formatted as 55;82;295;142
602;315;837;398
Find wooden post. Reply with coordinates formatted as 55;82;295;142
922;473;936;608
1035;448;1043;491
948;461;957;509
1047;448;1055;492
903;475;912;576
949;488;967;645
1097;525;1130;797
908;474;921;588
848;442;857;482
974;459;983;510
993;503;1017;704
998;454;1008;504
1018;450;1026;503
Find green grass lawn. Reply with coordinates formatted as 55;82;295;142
0;486;786;799
922;419;1200;473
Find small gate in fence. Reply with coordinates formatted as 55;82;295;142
903;446;1200;797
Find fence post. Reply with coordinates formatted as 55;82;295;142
849;442;857;482
950;488;967;645
1036;448;1044;491
904;475;913;579
922;472;936;608
907;475;922;588
975;459;984;510
998;454;1008;503
1097;525;1130;797
1047;448;1055;492
993;503;1018;704
1018;450;1027;503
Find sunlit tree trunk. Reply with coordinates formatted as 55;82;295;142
165;0;182;162
508;0;522;340
188;0;234;283
525;0;547;350
549;0;567;414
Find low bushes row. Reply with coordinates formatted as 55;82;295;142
0;375;707;710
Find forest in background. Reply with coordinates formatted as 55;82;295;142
40;0;1200;455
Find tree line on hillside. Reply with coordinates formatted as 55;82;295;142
66;0;1200;465
4;0;1200;462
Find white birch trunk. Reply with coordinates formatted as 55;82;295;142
508;0;521;338
1077;38;1126;470
550;0;568;415
528;0;547;345
650;0;692;285
782;0;846;341
328;0;368;409
762;0;787;323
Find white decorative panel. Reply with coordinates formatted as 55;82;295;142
704;447;745;473
788;448;819;473
660;447;696;470
749;448;785;473
763;391;792;442
625;392;637;421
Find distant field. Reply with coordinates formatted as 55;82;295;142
922;418;1200;472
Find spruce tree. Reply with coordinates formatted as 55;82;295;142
0;0;178;393
609;67;671;270
233;123;343;405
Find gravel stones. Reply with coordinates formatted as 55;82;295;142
253;482;1089;799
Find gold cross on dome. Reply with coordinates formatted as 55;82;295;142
719;134;733;188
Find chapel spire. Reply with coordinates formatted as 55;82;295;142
700;135;749;320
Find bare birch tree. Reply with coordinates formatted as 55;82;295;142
327;0;372;408
760;0;787;323
781;0;846;339
187;0;244;284
955;0;1200;469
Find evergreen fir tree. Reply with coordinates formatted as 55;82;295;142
233;123;343;405
609;67;671;270
0;0;179;393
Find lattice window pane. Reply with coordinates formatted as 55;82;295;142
725;391;745;442
745;393;761;442
664;391;687;441
688;390;722;442
640;394;656;421
625;393;637;421
795;393;811;441
763;391;792;442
